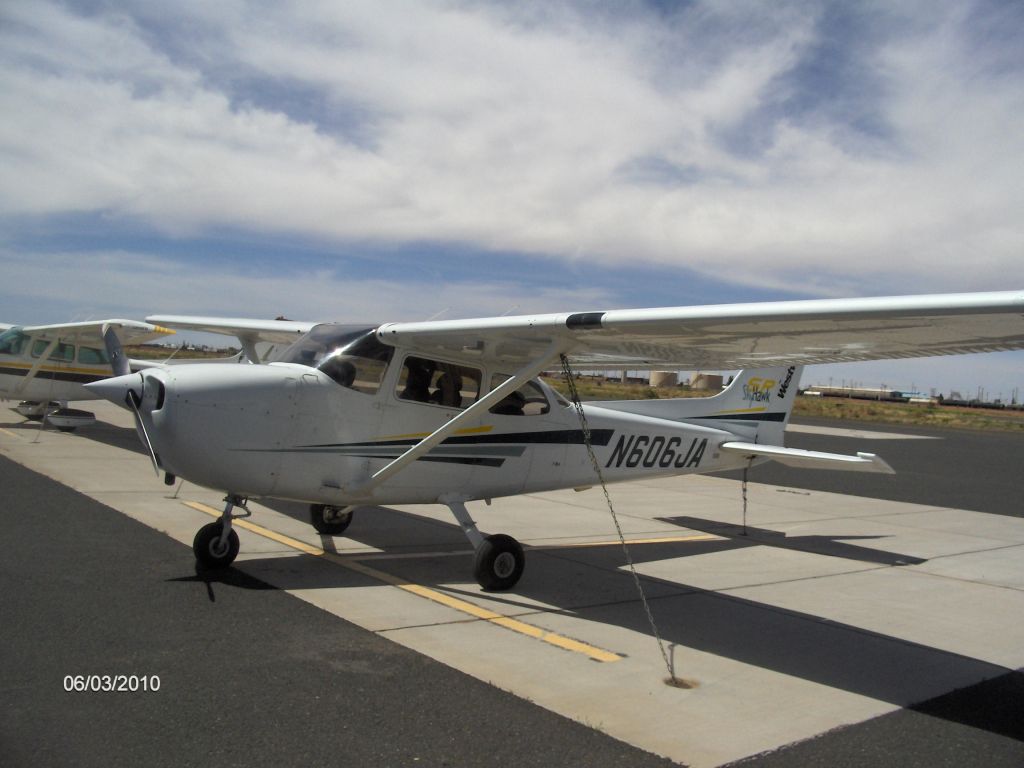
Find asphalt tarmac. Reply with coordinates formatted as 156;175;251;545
2;415;1022;766
0;454;678;768
726;418;1024;517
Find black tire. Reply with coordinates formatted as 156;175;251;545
474;534;525;591
310;504;354;536
193;521;240;568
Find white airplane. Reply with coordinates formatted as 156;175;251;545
85;290;1024;590
0;320;174;429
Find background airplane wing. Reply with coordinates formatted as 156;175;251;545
145;315;316;344
146;315;318;363
377;290;1024;370
21;319;174;346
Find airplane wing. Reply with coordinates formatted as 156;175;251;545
145;315;317;363
376;290;1024;370
20;319;174;346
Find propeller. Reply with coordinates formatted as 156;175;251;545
99;325;161;476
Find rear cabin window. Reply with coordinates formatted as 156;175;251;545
396;356;481;409
489;377;551;416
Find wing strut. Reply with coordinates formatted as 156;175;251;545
12;336;60;396
348;340;567;498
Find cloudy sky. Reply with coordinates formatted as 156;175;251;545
1;1;1022;398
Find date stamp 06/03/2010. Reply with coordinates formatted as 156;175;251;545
63;675;161;693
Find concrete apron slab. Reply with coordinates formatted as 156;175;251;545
4;402;1024;767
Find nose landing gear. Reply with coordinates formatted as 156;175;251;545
193;495;249;568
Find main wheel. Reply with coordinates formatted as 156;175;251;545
193;521;240;568
474;534;525;591
310;504;354;536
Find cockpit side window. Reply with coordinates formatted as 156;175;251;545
317;332;394;395
488;376;551;416
277;324;395;395
396;356;481;409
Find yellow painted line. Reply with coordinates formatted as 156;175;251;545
183;501;622;663
0;427;20;438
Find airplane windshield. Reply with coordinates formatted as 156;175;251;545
0;327;29;356
278;324;394;395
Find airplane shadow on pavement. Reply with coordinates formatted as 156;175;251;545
163;498;1022;745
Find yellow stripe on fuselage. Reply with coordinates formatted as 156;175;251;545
0;360;110;377
380;425;495;441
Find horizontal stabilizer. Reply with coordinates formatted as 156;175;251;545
721;442;895;474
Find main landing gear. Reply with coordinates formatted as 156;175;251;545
188;494;524;591
193;495;248;568
445;499;525;591
310;504;355;536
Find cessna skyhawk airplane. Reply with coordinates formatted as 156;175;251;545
0;320;174;429
85;291;1024;591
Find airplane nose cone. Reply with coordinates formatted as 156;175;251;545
85;373;142;407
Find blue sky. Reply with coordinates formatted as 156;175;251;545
1;1;1022;398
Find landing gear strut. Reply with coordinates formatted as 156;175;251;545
445;498;525;591
193;495;248;568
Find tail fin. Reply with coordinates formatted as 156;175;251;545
593;366;803;446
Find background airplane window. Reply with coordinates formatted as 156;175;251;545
396;356;481;408
31;340;74;361
77;346;110;365
489;377;551;416
0;328;29;355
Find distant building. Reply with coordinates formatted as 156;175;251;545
650;371;678;388
692;373;723;391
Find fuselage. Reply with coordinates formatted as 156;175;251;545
124;324;755;507
0;326;111;404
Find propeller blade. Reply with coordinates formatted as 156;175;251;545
102;324;131;377
85;371;161;476
125;383;161;476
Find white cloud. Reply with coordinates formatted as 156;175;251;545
0;248;615;324
0;1;1022;295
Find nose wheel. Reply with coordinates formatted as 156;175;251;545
193;521;240;568
193;495;248;568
